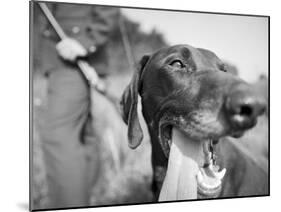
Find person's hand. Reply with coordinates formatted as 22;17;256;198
56;38;88;62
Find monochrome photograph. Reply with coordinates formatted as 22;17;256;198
30;1;269;211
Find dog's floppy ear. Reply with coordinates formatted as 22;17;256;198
120;55;150;149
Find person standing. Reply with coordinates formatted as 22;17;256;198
31;2;119;208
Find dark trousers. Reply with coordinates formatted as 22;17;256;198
41;67;100;208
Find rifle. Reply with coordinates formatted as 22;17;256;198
38;2;105;92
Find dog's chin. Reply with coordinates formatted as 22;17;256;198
159;122;224;157
159;117;251;157
167;125;221;170
169;126;207;165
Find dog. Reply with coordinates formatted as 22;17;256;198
120;44;268;201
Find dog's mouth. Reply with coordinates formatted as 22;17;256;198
157;108;258;200
158;122;227;200
158;112;250;158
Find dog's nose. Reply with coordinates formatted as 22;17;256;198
225;86;266;130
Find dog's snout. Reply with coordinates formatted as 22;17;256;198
225;86;266;130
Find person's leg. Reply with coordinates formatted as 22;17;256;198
41;67;93;208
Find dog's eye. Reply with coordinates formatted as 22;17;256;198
219;64;227;72
170;60;185;68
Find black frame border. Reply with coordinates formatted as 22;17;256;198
29;0;270;211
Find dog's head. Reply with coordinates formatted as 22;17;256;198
121;44;266;200
121;44;266;155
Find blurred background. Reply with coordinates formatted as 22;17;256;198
32;3;268;210
123;9;268;83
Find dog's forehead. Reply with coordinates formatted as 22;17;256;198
150;44;222;68
153;44;196;58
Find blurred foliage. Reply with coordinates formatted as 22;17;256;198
107;15;168;74
110;16;167;52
